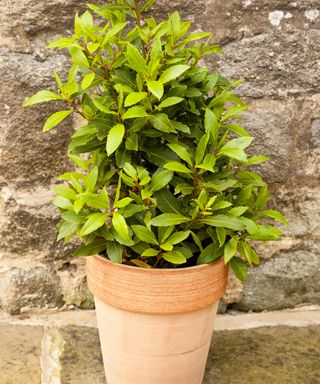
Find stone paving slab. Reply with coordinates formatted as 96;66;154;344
205;326;320;384
1;320;320;383
58;325;320;384
0;324;43;384
59;326;106;384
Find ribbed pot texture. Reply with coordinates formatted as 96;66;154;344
86;255;228;384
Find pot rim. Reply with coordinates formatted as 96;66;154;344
94;254;225;273
87;255;229;314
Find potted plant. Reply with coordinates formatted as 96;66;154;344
24;1;287;383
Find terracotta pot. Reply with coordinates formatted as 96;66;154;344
86;255;228;384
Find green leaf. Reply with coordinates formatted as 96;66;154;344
209;91;233;108
216;227;226;247
256;185;271;210
124;92;148;107
197;242;223;264
260;210;288;226
150;169;173;192
85;167;98;192
219;148;247;162
81;73;95;90
112;212;131;243
149;113;176;133
159;65;190;84
247;225;283;241
80;192;109;210
150;214;189;227
62;211;87;224
103;22;127;44
147;81;164;100
114;197;133;209
53;185;77;200
166;231;190;245
224;237;238;263
81;213;108;236
23;90;63;107
195;133;210;165
122;106;148;119
73;239;106;256
211;201;233;211
246;155;270;165
47;37;75;49
68;45;89;67
125;43;148;75
205;109;219;141
167;143;193;166
154;188;183;214
228;206;248;217
125;134;139;151
229;257;247;282
57;221;77;241
222;137;253;150
201;215;245;230
106;241;123;263
142;248;159;257
162;251;187;265
164;162;192;174
52;196;74;210
157;97;183;109
131;225;159;245
43;110;73;132
106;124;125;156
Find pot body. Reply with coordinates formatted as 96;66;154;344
87;256;228;384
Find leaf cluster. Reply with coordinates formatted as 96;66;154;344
23;0;287;280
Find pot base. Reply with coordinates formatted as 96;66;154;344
95;297;218;384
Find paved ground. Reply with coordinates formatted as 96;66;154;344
1;309;320;384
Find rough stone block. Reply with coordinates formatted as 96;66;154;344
58;259;95;310
242;99;293;183
0;266;63;315
291;95;320;179
0;324;43;384
236;245;320;311
201;0;320;44
0;49;73;187
216;30;320;98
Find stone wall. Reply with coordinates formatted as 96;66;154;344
0;0;319;314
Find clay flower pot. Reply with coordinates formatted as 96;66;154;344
86;255;228;384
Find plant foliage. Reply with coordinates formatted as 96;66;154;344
24;0;287;280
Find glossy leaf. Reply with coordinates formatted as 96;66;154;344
106;124;125;156
43;110;73;132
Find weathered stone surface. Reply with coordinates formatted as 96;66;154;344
58;259;95;310
205;326;320;384
200;0;320;44
0;50;73;187
237;245;320;311
0;266;63;315
0;324;43;384
59;326;106;383
0;0;319;316
0;185;71;260
291;95;320;179
242;99;293;182
216;30;320;97
57;324;320;383
275;187;320;239
0;0;88;52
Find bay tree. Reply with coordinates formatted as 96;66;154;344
23;0;287;280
